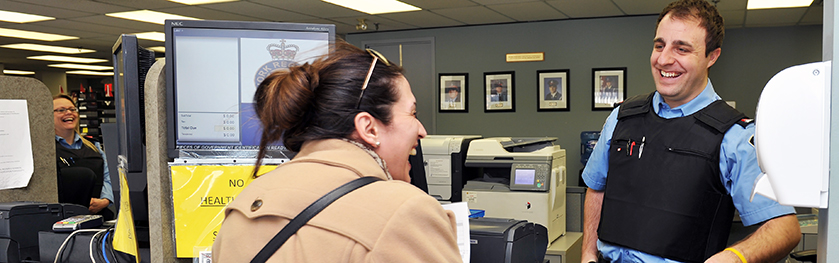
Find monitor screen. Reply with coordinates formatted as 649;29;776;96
514;169;536;185
164;20;335;159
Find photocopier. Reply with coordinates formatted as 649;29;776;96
415;135;481;202
462;137;567;243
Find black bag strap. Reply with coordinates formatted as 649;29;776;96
250;176;383;263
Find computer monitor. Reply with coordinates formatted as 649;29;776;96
164;20;335;159
112;34;155;173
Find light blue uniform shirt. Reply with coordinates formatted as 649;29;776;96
55;134;115;203
581;80;795;263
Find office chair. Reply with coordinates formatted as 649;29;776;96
790;249;816;262
56;166;96;208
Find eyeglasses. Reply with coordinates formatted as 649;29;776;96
355;48;391;109
53;108;79;114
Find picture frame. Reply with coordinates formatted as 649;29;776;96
592;67;627;110
439;73;468;112
484;71;515;112
537;69;570;111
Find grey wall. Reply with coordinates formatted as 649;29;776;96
347;15;822;186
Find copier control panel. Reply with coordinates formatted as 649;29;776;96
509;163;550;191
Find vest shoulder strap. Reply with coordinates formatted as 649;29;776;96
694;100;747;133
617;92;655;119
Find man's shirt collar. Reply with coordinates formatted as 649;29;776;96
652;79;721;118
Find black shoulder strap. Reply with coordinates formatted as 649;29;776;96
617;92;654;119
250;176;383;263
694;100;747;133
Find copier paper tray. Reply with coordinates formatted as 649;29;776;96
469;217;548;263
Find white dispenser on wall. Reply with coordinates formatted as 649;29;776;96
751;61;830;208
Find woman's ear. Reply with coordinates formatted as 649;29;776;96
353;112;379;148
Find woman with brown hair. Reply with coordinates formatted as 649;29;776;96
53;94;114;220
212;41;461;262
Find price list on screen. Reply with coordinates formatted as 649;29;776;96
177;112;239;143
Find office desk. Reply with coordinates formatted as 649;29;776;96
544;232;582;263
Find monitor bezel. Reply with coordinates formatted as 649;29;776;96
164;20;336;159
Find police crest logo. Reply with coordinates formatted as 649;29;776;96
254;39;300;87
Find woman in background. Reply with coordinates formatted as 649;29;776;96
53;94;114;220
212;41;461;262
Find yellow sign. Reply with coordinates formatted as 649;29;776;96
506;52;545;62
113;165;140;263
170;164;277;258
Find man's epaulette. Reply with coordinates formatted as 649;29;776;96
736;118;754;128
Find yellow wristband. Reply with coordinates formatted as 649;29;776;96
725;247;747;263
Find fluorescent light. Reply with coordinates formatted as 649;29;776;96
747;0;813;9
49;64;114;71
1;43;95;54
66;70;114;76
27;55;107;63
106;10;200;25
0;10;54;23
167;0;239;5
322;0;420;14
0;28;77;41
148;46;166;53
135;32;165;42
3;69;35;75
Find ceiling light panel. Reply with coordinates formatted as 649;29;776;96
747;0;814;9
1;44;95;54
106;10;200;25
168;0;239;5
66;70;115;76
0;28;78;41
322;0;421;14
49;64;114;71
3;70;35;75
27;55;108;63
135;32;166;42
148;46;166;53
0;10;55;23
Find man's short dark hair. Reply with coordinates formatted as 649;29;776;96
656;0;724;57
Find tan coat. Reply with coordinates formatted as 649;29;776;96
212;139;462;263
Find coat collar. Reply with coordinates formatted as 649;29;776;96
289;139;392;181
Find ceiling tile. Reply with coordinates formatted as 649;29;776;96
8;0;130;14
401;0;478;10
546;0;624;18
68;15;163;32
29;20;135;37
720;10;746;28
714;0;748;11
0;0;95;18
613;0;673;15
800;5;824;25
379;10;466;28
94;0;184;9
745;8;808;27
470;0;540;5
200;1;318;21
158;6;261;21
432;6;515;25
329;16;416;32
487;2;568;21
249;0;365;18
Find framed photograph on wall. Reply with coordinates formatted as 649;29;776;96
484;71;515;112
592;67;627;110
439;73;468;112
537;69;570;111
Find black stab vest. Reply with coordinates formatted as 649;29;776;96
56;140;105;200
598;92;746;262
